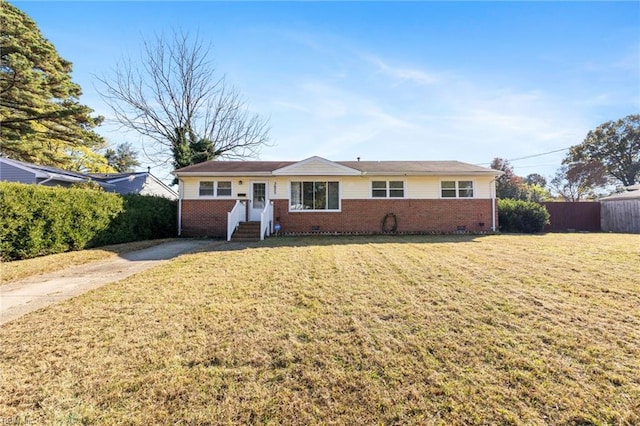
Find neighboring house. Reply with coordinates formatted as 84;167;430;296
0;157;177;199
173;156;502;239
600;184;640;233
89;172;178;200
0;157;114;190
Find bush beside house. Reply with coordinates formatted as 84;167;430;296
0;183;177;261
498;199;550;233
0;182;123;260
91;194;177;246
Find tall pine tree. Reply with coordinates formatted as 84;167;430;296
0;1;110;171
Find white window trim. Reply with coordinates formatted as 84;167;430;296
198;180;234;198
288;180;342;212
440;179;475;199
370;180;406;198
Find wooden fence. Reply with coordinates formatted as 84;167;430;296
542;202;601;232
601;200;640;233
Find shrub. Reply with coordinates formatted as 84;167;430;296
0;184;178;261
498;199;550;233
90;194;177;246
0;183;123;260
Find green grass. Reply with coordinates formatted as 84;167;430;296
1;234;639;425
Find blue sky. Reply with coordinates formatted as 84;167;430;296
14;1;640;183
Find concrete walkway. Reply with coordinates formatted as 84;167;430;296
0;239;225;326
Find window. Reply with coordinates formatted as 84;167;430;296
441;180;474;198
458;181;474;198
199;181;214;197
371;181;405;198
389;181;404;197
199;181;232;197
290;181;340;210
217;181;232;196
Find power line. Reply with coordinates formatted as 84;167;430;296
475;147;571;166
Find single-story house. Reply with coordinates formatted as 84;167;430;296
89;171;177;200
0;157;177;199
600;184;640;233
173;156;502;240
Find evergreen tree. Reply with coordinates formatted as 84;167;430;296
0;1;110;171
105;143;141;172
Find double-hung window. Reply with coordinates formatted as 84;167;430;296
199;181;214;197
199;181;232;197
441;180;474;198
216;181;232;196
290;181;340;211
372;180;405;198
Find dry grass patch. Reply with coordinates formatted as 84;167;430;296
0;239;176;285
0;233;639;424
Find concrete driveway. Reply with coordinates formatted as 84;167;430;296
0;239;225;326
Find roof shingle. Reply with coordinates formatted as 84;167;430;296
173;159;499;175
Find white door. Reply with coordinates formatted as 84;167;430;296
249;181;267;221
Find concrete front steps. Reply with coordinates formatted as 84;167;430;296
230;221;261;242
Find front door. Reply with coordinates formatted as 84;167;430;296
249;181;267;221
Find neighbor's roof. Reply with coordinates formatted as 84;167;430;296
173;157;500;176
600;184;640;201
1;157;91;181
89;171;178;198
88;172;149;181
0;157;116;188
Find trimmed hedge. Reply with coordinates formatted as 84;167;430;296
0;183;178;261
498;199;550;233
0;182;123;260
90;194;177;246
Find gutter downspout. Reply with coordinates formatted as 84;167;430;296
177;178;183;236
491;177;497;232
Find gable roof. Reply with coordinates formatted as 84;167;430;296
173;156;501;177
1;158;177;197
272;156;361;176
0;157;110;186
89;171;178;199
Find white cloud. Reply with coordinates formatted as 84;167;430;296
362;53;440;86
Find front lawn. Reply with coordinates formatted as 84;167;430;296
1;234;638;424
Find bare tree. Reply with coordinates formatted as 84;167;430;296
97;31;270;169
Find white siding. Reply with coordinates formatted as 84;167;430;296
180;174;496;200
182;177;248;199
344;175;494;199
269;177;290;200
341;176;370;198
273;157;359;176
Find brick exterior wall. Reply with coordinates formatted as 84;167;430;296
274;199;495;234
181;198;496;237
181;199;238;237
